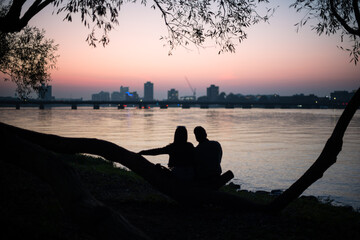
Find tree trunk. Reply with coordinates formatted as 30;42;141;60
1;127;149;240
269;87;360;211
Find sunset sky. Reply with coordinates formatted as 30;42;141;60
0;0;359;100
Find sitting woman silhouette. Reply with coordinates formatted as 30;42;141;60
138;126;195;181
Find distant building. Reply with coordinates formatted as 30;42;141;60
168;88;179;101
180;96;196;101
258;94;280;103
92;91;110;101
111;91;121;101
330;90;354;104
279;94;319;104
144;81;154;101
207;84;219;101
38;84;54;100
56;97;83;101
126;91;139;101
119;86;129;100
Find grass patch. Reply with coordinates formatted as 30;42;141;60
62;153;144;183
1;153;359;239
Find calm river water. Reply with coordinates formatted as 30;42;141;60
1;107;359;209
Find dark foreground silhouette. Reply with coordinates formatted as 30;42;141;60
0;87;359;239
2;154;360;240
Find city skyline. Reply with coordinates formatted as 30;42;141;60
20;82;357;102
0;0;359;100
4;82;359;101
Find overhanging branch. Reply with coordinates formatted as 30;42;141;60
330;0;360;36
20;0;55;28
353;0;360;32
0;0;54;33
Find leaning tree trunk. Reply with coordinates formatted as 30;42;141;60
0;122;262;212
1;127;149;240
269;87;360;211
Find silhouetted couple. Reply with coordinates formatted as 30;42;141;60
138;126;222;183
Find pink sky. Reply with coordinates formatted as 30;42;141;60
0;0;359;99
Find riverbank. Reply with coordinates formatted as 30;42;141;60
1;154;359;239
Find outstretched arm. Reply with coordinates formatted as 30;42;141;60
138;146;169;156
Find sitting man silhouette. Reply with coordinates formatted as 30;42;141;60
138;126;195;181
193;126;222;183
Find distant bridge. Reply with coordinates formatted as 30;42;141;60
0;99;343;109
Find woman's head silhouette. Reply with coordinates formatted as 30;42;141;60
174;126;188;143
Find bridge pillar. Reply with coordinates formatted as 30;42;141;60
16;103;20;110
71;104;77;110
93;104;100;109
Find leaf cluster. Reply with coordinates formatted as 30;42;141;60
291;0;360;65
53;0;273;53
151;0;274;54
0;27;59;99
54;0;128;47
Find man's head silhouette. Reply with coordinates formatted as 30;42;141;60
194;126;207;143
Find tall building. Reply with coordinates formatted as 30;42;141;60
207;84;219;101
168;88;179;101
131;91;139;100
92;91;110;101
38;84;54;100
119;86;129;100
144;81;154;101
111;91;121;101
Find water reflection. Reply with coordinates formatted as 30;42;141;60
0;107;359;208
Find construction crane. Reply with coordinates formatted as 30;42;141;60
185;76;196;100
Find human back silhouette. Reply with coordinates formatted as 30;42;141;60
193;126;222;182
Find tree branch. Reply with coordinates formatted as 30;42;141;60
152;0;201;52
269;88;360;211
20;0;55;30
4;0;26;19
330;0;360;36
353;0;360;32
0;0;26;32
152;0;177;39
0;0;54;33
